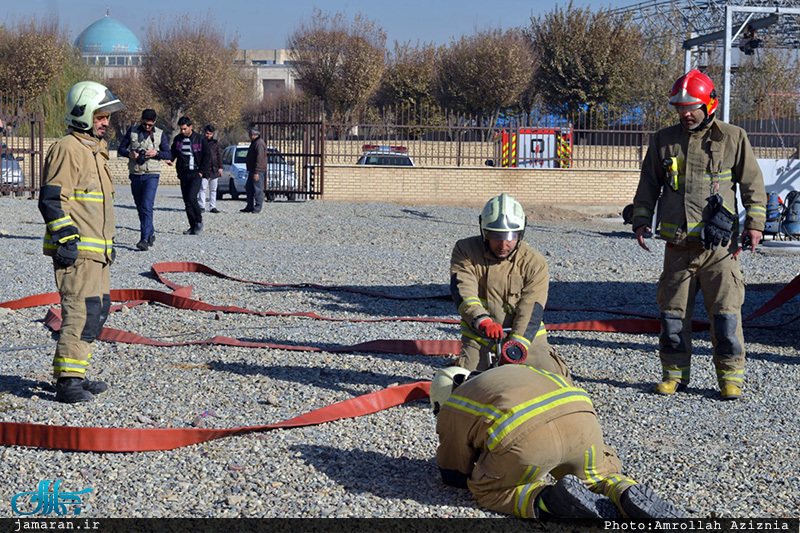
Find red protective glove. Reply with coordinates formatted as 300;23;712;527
478;319;504;340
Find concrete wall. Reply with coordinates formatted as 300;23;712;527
321;165;640;208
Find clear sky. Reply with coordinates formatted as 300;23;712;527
3;0;646;50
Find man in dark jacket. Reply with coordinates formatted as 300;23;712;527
242;127;267;213
170;116;210;234
199;124;223;213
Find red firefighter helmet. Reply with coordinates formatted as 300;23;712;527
669;70;718;116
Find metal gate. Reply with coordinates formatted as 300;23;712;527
0;104;44;199
250;101;325;201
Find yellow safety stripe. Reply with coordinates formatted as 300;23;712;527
514;480;546;518
487;387;593;451
704;170;733;182
70;190;104;202
46;216;74;232
583;444;603;484
747;206;766;218
527;366;571;388
716;369;744;384
444;394;504;421
460;324;491;347
662;366;690;382
457;297;484;314
633;207;653;219
509;333;530;349
518;465;541;486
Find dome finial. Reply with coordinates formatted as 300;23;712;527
105;7;110;17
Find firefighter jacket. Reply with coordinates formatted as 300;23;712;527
436;365;594;486
633;117;767;244
451;236;549;354
118;124;171;175
38;131;115;263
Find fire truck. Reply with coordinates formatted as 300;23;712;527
491;127;573;169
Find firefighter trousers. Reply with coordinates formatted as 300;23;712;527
456;336;569;377
53;257;110;379
656;241;746;387
467;410;636;519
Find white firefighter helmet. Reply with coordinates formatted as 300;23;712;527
430;366;471;414
64;81;125;130
480;193;526;241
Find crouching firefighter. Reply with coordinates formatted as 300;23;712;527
631;70;767;400
38;81;125;403
431;364;688;520
450;193;568;376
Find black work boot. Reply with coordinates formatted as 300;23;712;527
55;378;93;403
620;484;687;519
82;379;109;395
537;475;618;519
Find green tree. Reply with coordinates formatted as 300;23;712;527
528;2;645;115
375;41;438;110
287;9;386;122
142;16;253;136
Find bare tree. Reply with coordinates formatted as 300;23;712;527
106;72;166;141
142;16;253;136
433;29;533;122
528;2;645;115
0;18;66;104
728;46;800;122
287;9;386;122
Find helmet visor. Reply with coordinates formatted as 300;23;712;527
97;89;126;115
485;230;521;242
670;102;703;112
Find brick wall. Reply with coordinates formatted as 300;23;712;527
321;165;640;207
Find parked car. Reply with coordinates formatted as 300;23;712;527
0;143;25;191
218;144;301;201
356;144;414;166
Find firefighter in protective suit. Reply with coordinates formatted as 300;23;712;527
38;81;125;403
431;365;688;519
632;70;766;400
450;193;568;375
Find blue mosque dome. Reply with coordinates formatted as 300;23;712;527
74;15;142;55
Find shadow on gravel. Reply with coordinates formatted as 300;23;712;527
596;231;637;240
249;284;454;318
114;203;186;213
571;373;719;399
0;233;41;242
290;443;474;507
0;374;44;400
207;361;418;396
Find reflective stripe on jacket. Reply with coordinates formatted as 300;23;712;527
436;365;596;477
450;236;549;349
633;117;767;245
38;132;115;263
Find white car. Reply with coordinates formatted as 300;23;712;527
218;144;300;201
356;144;414;166
0;144;25;191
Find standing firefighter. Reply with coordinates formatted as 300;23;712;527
431;364;687;519
632;70;767;400
38;81;125;403
450;193;568;375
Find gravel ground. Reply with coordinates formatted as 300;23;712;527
0;186;797;519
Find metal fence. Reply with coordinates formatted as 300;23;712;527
250;101;325;199
253;101;800;171
0;98;44;198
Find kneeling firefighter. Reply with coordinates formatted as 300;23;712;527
450;193;568;376
431;363;688;519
